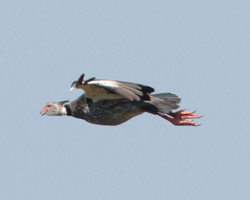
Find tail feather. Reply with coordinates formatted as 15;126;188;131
141;93;181;114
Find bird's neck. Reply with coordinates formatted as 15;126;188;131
64;104;72;116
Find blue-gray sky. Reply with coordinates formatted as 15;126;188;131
1;0;250;199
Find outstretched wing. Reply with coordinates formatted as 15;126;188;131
71;74;154;102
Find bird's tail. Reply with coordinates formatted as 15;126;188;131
141;93;201;126
141;93;181;115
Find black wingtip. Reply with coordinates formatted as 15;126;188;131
59;100;69;105
70;81;77;88
77;74;85;84
84;77;96;84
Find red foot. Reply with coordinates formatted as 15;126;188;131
161;110;201;126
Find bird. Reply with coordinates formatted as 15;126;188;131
40;74;201;126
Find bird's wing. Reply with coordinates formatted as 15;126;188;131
77;79;155;102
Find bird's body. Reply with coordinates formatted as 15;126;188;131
41;74;200;126
66;94;143;125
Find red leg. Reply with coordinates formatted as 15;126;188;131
160;110;201;126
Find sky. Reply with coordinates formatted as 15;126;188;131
1;0;250;199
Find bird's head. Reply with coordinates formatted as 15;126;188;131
40;100;69;116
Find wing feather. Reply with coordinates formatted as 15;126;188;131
76;79;154;102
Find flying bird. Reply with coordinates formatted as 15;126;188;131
40;74;201;126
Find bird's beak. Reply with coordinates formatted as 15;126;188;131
40;107;48;116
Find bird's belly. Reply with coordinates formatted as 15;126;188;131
88;111;143;126
84;100;143;125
